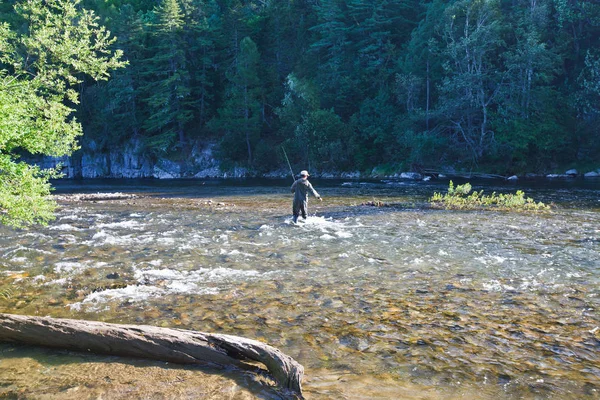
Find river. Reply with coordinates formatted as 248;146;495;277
0;178;599;399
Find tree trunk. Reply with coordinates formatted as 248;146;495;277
0;313;304;397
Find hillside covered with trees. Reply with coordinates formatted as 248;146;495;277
3;0;600;175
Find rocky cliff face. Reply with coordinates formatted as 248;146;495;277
34;140;232;179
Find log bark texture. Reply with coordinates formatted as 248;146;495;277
0;313;303;396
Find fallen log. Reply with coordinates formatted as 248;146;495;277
0;313;303;397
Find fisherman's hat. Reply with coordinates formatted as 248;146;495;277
299;170;309;177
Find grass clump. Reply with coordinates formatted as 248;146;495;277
430;181;550;211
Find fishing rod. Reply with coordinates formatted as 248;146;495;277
281;146;295;183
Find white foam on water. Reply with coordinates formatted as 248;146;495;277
59;214;84;222
95;220;145;230
69;285;166;311
167;280;199;293
68;266;237;311
88;230;154;247
49;224;82;231
22;232;52;240
236;241;269;247
10;257;28;264
219;249;256;258
135;268;182;281
129;213;144;218
133;266;263;292
336;231;353;238
475;255;507;266
215;234;229;242
54;262;82;274
53;260;109;275
482;280;517;292
32;275;46;282
45;278;70;286
1;270;26;276
320;234;336;240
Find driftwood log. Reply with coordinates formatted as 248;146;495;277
0;313;303;397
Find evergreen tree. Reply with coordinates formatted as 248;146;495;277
211;36;262;166
140;0;194;154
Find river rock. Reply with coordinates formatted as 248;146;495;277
584;171;599;178
400;172;423;180
546;174;568;178
565;169;578;176
262;169;288;179
194;166;221;178
507;175;518;181
341;171;360;179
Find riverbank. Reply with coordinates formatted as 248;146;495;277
28;141;600;182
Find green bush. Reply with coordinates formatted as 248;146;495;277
430;181;550;211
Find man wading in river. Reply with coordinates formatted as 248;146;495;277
291;170;322;223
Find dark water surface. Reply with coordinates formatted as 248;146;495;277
1;178;599;399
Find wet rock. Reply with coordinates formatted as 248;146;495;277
341;171;360;179
153;159;180;179
565;169;578;176
498;374;512;385
106;272;120;279
54;193;138;202
400;172;423;180
584;171;599;178
47;298;61;306
507;175;518;181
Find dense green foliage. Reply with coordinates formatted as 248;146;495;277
3;0;600;176
54;0;599;174
0;0;124;227
430;181;550;211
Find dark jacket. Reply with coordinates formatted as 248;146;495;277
291;178;320;204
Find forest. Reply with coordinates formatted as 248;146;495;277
3;0;600;175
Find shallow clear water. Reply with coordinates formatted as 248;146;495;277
1;178;599;399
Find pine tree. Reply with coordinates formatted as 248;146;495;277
211;36;262;166
140;0;194;154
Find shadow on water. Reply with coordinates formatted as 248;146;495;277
0;343;286;400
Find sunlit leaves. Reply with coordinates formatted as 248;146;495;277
0;0;124;227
